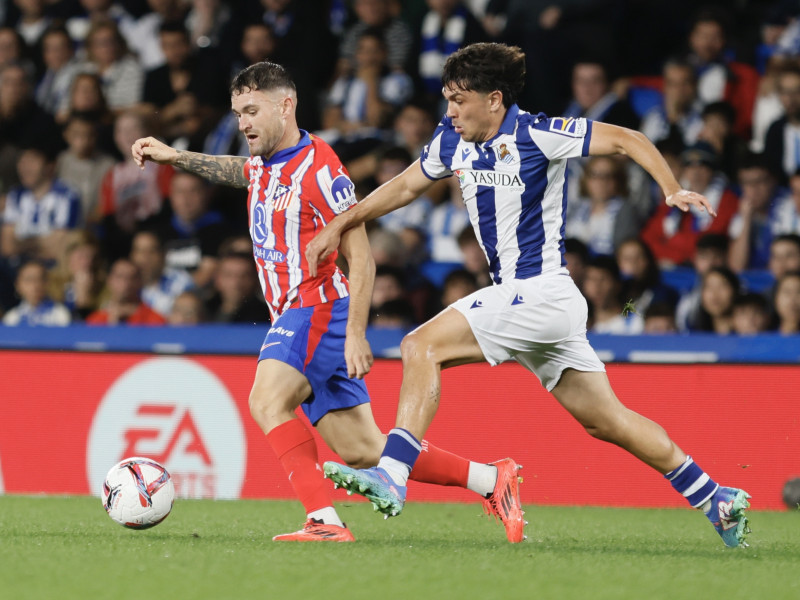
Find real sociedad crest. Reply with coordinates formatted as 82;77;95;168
495;143;514;164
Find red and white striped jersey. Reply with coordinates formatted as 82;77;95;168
243;131;359;319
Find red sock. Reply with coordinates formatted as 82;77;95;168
266;418;331;514
409;439;470;487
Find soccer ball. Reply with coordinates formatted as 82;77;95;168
102;457;175;529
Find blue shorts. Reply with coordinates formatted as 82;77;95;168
257;296;369;424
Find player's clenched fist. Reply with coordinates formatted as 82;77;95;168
131;136;178;169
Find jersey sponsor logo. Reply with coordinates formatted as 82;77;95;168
268;325;295;337
87;358;246;499
512;294;525;305
251;201;269;245
272;183;297;212
457;169;524;189
495;143;514;164
331;174;357;210
253;245;286;263
548;117;586;138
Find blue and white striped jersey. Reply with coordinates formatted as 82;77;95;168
420;105;593;283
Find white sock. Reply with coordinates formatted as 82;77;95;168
377;456;411;486
467;463;498;498
308;506;344;527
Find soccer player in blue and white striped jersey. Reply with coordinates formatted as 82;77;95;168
308;43;751;548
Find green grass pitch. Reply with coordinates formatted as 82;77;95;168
1;495;798;600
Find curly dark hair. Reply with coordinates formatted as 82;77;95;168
441;43;526;108
230;61;296;96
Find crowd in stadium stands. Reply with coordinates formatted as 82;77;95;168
1;0;800;337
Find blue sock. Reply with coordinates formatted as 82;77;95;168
376;428;421;487
665;456;719;509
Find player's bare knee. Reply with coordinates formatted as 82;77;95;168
400;330;439;366
248;391;288;431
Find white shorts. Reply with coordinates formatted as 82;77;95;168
451;269;605;391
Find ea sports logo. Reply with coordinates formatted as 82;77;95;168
87;358;246;499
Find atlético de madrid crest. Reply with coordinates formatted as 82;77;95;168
271;183;296;212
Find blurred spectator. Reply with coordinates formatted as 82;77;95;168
371;264;405;310
643;301;678;334
370;297;416;328
54;73;115;155
583;255;643;335
564;237;590;290
415;0;488;102
731;292;770;336
686;8;759;139
125;0;188;71
769;233;800;282
0;62;62;194
696;265;739;334
697;101;744;181
48;231;106;320
641;141;738;267
203;22;277;158
368;226;408;268
392;97;437;157
204;252;268;323
0;27;28;71
345;96;438;183
1;144;81;262
457;225;491;289
139;20;228;148
764;62;800;185
14;0;50;47
78;19;144;111
184;0;241;63
253;0;338;131
338;0;413;74
373;146;431;263
34;25;81;116
728;152;791;272
229;21;275;75
755;6;791;73
147;171;231;289
86;257;167;325
65;0;135;47
562;59;639;129
566;155;639;256
56;111;116;224
2;260;71;326
167;289;206;325
98;110;173;260
440;268;477;306
130;230;194;317
616;237;679;317
750;54;784;154
427;175;470;263
323;28;413;161
773;270;800;335
674;232;729;332
640;57;703;147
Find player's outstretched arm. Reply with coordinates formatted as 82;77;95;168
337;224;375;379
587;122;717;217
305;159;434;276
131;137;248;188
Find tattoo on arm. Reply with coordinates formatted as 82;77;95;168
175;151;248;188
